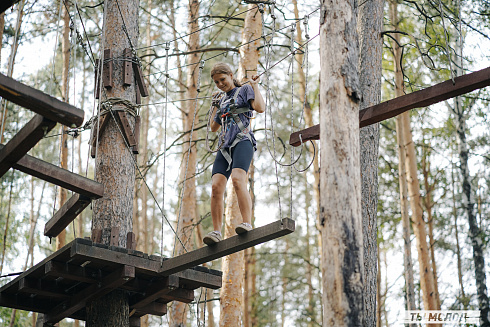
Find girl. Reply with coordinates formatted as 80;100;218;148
203;62;265;245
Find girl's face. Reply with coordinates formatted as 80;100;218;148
212;73;234;93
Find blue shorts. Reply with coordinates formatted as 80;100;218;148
212;140;254;179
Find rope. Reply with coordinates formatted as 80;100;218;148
205;92;225;153
289;23;295;219
173;60;206;256
161;42;170;262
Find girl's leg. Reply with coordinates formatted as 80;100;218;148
211;173;227;231
231;168;252;225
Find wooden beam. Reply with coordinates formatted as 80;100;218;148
44;265;135;324
130;275;178;309
0;0;20;14
289;66;490;146
0;73;85;127
160;218;295;276
132;302;167;317
18;277;70;300
44;194;92;238
0;144;104;199
44;261;100;284
0;115;56;177
158;288;194;304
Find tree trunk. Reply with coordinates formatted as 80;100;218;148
388;0;438;312
0;0;25;142
357;1;383;326
220;5;262;326
389;0;416;315
451;10;490;323
319;1;364;326
454;97;490;326
421;142;441;309
86;0;140;324
57;0;71;251
220;185;244;326
0;13;5;62
169;0;200;324
243;159;256;327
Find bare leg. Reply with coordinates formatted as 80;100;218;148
211;173;227;232
231;168;252;225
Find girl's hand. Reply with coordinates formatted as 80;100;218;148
249;75;260;86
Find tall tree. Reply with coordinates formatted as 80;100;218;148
220;4;262;326
169;0;200;324
389;0;439;313
86;0;140;324
319;0;364;326
357;0;383;325
389;0;416;315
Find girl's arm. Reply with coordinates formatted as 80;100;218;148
210;105;221;132
249;75;265;113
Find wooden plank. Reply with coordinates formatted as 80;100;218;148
44;261;100;284
0;293;54;313
70;238;222;289
0;144;104;199
94;59;101;99
132;61;149;97
130;275;178;309
18;277;70;300
132;115;140;154
123;48;133;86
0;72;85;127
0;114;56;177
103;49;113;89
44;265;135;324
289;66;490;146
0;0;21;15
90;114;109;158
132;302;167;317
158;288;194;304
44;194;91;238
160;218;295;276
117;111;137;147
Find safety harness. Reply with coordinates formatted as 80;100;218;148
218;86;254;171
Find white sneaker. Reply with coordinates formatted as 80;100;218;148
203;231;222;245
235;222;253;235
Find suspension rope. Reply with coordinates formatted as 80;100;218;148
289;23;294;220
173;60;206;256
161;42;170;260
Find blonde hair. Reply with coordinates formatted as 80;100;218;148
211;62;241;87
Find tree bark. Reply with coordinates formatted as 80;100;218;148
169;0;200;324
357;1;383;326
319;1;364;326
389;0;416;316
87;0;140;324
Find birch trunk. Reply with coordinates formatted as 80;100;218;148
220;5;262;326
357;1;383;325
169;0;200;324
86;0;140;324
451;12;490;323
389;0;416;315
319;1;363;326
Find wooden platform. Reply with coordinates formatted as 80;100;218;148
0;238;222;324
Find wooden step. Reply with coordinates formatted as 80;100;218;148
160;218;295;276
0;0;20;14
0;115;56;177
44;194;92;238
0;144;104;199
0;73;84;127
